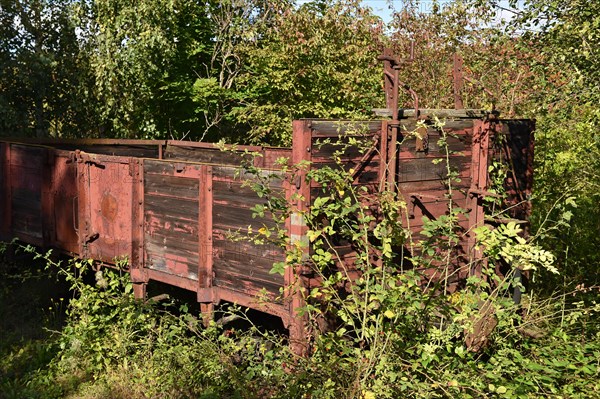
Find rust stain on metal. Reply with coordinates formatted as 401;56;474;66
101;192;118;221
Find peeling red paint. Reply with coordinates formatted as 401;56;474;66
0;117;534;356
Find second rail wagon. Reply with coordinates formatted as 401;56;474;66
0;112;534;352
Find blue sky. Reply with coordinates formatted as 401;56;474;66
361;1;522;24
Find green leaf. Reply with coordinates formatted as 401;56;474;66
270;261;286;275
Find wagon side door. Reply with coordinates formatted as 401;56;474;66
78;153;137;264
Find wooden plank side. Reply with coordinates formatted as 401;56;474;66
211;166;286;188
211;234;285;297
397;178;472;195
144;159;202;177
83;160;134;263
143;167;201;282
11;204;43;239
9;144;46;168
309;120;382;136
397;156;471;183
496;120;535;221
212;203;278;231
144;194;199;222
9;145;44;242
73;145;159;158
145;240;199;280
213;260;284;297
212;180;285;209
262;148;292;169
213;238;285;265
398;130;470;155
311;138;380;160
164;145;253;165
48;153;79;253
210;162;287;299
144;174;199;200
0;142;6;240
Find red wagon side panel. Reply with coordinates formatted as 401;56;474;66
0;142;9;241
9;144;46;245
78;153;137;263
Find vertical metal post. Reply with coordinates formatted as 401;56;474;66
198;164;215;326
378;46;418;194
453;53;465;110
468;119;493;276
131;158;148;299
379;50;400;193
287;120;312;356
76;151;89;258
378;121;389;192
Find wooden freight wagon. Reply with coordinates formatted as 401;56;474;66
0;113;534;353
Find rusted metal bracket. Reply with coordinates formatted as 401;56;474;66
378;45;421;194
84;232;99;244
82;157;105;169
72;196;79;234
378;44;419;124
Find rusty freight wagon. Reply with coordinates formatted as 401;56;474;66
0;112;534;352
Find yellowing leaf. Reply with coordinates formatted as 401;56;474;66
362;391;376;399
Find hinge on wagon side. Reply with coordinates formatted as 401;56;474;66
84;159;105;168
78;152;105;168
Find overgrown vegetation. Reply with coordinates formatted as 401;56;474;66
1;153;598;397
1;0;599;397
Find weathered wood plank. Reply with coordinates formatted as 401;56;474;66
74;145;158;158
144;194;199;222
144;220;198;245
311;139;380;159
164;145;253;165
213;238;285;264
397;156;471;183
144;159;202;176
212;204;278;231
308;120;381;136
397;179;464;193
398;132;469;155
9;144;46;168
145;241;199;280
212;181;285;209
212;166;286;188
213;263;283;296
144;174;199;200
11;206;42;238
